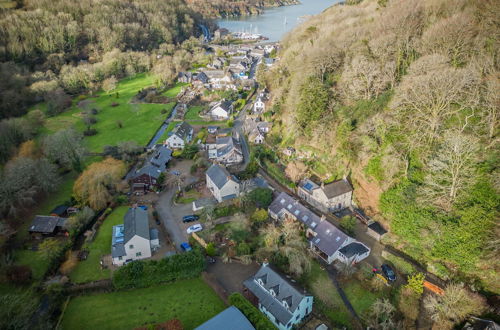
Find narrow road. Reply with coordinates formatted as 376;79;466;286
154;185;187;250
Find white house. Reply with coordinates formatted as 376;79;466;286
253;97;265;113
207;135;244;165
206;164;240;202
165;122;193;149
249;128;265;144
209;100;233;120
112;207;156;266
243;263;314;330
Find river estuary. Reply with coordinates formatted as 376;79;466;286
217;0;341;42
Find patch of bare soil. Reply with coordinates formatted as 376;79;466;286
352;168;383;218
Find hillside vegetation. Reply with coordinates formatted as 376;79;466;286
265;0;499;292
0;0;205;120
185;0;299;18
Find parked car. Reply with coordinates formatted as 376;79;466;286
155;218;161;225
182;215;199;223
381;264;396;282
207;256;216;264
138;205;148;210
180;242;192;252
187;224;203;234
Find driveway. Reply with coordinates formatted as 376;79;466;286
206;259;260;294
232;102;251;172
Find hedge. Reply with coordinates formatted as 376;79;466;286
229;293;276;330
112;249;205;289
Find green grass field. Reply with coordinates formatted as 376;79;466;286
61;278;226;330
163;82;188;98
42;74;176;152
69;206;129;284
303;262;352;327
343;281;386;317
184;105;204;120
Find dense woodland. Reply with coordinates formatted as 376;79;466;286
263;0;499;293
185;0;298;18
0;0;206;120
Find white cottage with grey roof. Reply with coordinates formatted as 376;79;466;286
111;207;155;266
243;263;313;330
298;178;353;213
165;122;193;149
268;192;370;264
206;164;240;203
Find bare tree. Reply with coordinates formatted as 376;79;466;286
285;161;308;182
102;76;117;93
482;75;499;143
365;298;398;330
340;55;391;101
43;128;86;171
419;131;479;209
424;283;487;327
391;56;480;143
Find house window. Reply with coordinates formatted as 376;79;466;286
136;252;142;257
295;314;300;321
118;256;122;260
129;244;134;249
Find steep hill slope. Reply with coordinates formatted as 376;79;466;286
264;0;499;292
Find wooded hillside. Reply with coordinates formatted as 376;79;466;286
264;0;499;292
0;0;205;119
185;0;299;18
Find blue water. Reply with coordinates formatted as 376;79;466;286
217;0;341;42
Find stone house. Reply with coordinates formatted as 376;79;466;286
165;122;193;149
297;178;353;213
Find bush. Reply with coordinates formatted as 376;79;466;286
340;216;357;236
112;249;205;290
214;205;238;218
5;265;32;285
236;242;251;256
246;188;273;209
228;293;275;330
116;195;128;205
205;243;217;257
83;128;97;136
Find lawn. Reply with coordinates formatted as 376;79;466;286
184;105;205;120
42;74;176;152
61;278;226;330
158;121;179;141
302;261;352;328
163;82;188;98
343;280;386;317
69;206;129;283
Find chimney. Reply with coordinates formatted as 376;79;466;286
262;259;269;267
320;215;326;222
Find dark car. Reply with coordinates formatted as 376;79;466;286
182;215;199;223
155;218;161;225
180;242;192;252
207;256;216;264
381;264;396;282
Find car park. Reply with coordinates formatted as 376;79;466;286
182;215;199;223
187;224;203;234
381;264;396;282
180;242;192;252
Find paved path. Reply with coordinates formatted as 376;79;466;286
155;186;189;250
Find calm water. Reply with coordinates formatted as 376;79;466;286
217;0;341;42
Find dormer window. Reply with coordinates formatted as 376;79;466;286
282;300;288;308
258;278;264;286
270;289;276;297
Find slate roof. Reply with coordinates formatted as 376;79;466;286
149;228;159;241
29;216;66;233
206;164;239;189
216;136;242;159
195;306;254;330
131;145;172;180
268;192;321;230
323;179;353;198
243;264;309;325
309;220;349;257
50;205;68;216
368;221;387;235
195;72;209;83
172;122;193;140
124;207;150;243
338;242;369;258
204;70;226;79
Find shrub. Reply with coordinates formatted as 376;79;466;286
116;195;128;205
205;243;216;257
246;188;273;209
111;102;119;107
236;242;251;256
340;216;357;236
83;128;97;136
112;249;205;290
5;265;32;285
228;293;275;330
161;109;168;114
214;205;238;218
